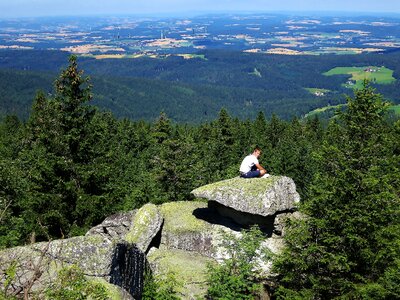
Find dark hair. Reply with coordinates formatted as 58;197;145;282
253;146;261;153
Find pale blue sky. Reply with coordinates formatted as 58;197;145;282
1;0;400;18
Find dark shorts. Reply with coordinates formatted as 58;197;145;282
240;170;260;178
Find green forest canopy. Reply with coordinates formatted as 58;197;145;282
1;49;400;122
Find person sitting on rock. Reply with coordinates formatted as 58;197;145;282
239;147;269;178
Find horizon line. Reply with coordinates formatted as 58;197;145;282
1;10;400;20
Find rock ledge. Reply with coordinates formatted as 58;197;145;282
191;176;300;216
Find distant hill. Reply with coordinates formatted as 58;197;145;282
0;50;399;122
0;69;54;119
0;68;325;122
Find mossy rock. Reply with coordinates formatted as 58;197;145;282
92;278;134;300
191;176;300;216
86;211;136;241
45;235;116;277
125;203;163;252
0;235;116;296
159;201;220;256
160;201;210;234
147;246;213;300
0;242;55;294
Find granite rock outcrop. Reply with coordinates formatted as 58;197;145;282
0;175;300;299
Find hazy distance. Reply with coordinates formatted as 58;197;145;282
1;0;400;18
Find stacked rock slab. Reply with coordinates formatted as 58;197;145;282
125;203;163;253
191;176;300;217
191;176;300;231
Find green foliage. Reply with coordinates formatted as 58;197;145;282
17;55;98;239
142;268;181;300
273;83;400;299
0;56;397;300
0;157;30;248
206;226;271;300
0;260;17;300
45;265;109;300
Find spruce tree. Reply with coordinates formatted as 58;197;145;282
274;83;400;299
210;108;236;179
18;56;99;239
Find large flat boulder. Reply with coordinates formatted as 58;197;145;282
155;201;280;279
191;176;300;217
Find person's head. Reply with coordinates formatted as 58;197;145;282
252;147;261;158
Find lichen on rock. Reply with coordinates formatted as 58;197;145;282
86;211;136;241
160;201;210;234
0;235;120;296
125;203;163;253
147;246;213;299
191;176;300;216
159;201;221;256
45;235;115;277
83;277;135;300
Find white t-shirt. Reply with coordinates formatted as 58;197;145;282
239;154;259;173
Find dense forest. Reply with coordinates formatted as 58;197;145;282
0;56;399;299
1;50;400;122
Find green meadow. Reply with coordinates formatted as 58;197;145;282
304;104;344;118
324;66;396;89
389;104;400;115
305;104;400;120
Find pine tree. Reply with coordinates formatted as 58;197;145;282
206;226;271;300
150;113;198;202
18;56;99;239
209;108;237;179
274;83;400;299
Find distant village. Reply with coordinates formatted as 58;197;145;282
1;15;400;56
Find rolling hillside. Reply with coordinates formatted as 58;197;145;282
1;49;400;122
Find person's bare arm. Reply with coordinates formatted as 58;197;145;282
256;163;266;173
